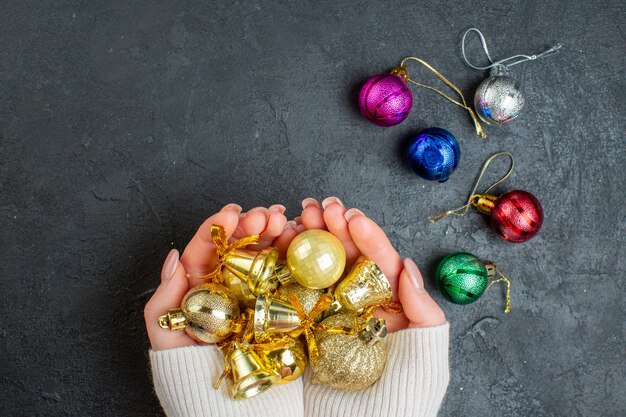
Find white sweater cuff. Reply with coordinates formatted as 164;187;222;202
150;345;304;417
304;323;450;417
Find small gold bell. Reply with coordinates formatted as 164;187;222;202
254;295;301;341
329;256;393;314
222;268;257;309
263;338;308;383
158;283;240;344
229;343;281;400
223;247;280;296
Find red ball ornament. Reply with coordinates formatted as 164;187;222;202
474;190;543;243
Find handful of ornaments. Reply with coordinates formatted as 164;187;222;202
157;225;401;400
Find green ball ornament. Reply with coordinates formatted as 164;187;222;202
435;252;493;305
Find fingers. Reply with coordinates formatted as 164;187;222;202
345;209;404;297
144;249;197;351
181;205;241;286
301;198;326;230
321;197;361;266
398;258;446;328
256;205;288;249
272;221;298;258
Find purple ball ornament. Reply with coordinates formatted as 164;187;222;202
358;67;412;127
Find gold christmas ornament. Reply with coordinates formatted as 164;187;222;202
222;268;257;309
329;256;394;314
283;229;347;289
228;343;281;400
263;338;308;383
254;295;301;341
158;283;240;344
222;247;280;296
310;312;388;391
275;282;325;316
186;225;278;296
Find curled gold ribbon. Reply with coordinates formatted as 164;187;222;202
187;224;261;282
487;268;512;314
398;57;487;139
288;294;334;359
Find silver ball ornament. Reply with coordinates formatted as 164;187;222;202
474;66;525;124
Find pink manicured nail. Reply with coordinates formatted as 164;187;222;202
285;220;297;230
404;258;425;294
302;198;321;209
221;203;242;214
161;249;179;282
269;204;286;214
294;216;302;225
248;207;269;216
344;208;364;222
321;196;344;209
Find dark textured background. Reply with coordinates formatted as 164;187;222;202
1;1;624;416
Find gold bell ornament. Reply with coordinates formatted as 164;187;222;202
225;342;281;400
262;338;308;383
310;312;388;391
158;283;240;344
272;229;346;289
222;267;260;309
253;295;302;341
327;256;402;315
188;225;279;296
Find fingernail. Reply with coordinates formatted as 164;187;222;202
302;198;321;209
404;258;425;294
294;216;302;225
285;220;297;230
322;196;344;209
269;204;286;214
248;207;269;217
161;249;179;282
221;203;242;214
344;208;364;222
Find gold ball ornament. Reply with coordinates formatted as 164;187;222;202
275;282;325;316
158;283;240;344
310;312;387;391
264;338;308;383
286;229;346;289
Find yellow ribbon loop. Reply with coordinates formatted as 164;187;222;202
287;293;335;359
487;268;512;314
428;152;515;223
214;340;235;389
398;57;487;139
187;224;261;282
380;301;403;314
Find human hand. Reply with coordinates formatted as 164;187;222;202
299;197;446;332
144;204;294;351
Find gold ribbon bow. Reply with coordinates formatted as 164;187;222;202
287;294;335;359
188;224;261;283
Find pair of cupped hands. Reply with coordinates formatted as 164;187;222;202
145;197;446;351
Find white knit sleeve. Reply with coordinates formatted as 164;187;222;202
304;323;450;417
149;345;304;417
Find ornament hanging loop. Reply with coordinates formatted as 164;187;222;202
461;27;562;73
399;56;487;139
486;266;512;314
428;151;514;222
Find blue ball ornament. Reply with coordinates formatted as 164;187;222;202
405;128;461;182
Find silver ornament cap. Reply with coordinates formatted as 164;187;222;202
474;65;525;124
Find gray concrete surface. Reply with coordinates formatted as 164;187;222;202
1;1;624;416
